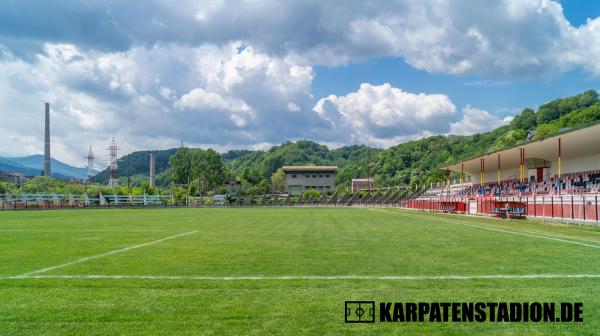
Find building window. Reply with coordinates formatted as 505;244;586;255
318;175;323;178
305;175;310;178
312;175;317;178
292;174;297;178
325;175;329;178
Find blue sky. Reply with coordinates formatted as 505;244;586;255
313;0;600;119
314;60;599;119
1;0;600;166
562;0;600;26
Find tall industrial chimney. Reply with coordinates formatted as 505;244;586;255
149;152;155;188
43;102;51;177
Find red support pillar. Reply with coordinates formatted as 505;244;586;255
480;158;485;193
479;158;482;185
523;148;527;183
497;153;501;185
517;149;520;183
521;148;527;182
594;196;598;222
516;148;521;193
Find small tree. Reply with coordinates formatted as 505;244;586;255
271;168;285;192
23;176;56;194
534;123;559;139
303;189;321;200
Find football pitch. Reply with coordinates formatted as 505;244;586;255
1;208;599;335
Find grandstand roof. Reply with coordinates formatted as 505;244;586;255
282;165;337;172
442;121;600;175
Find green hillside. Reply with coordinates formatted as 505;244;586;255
222;90;600;190
92;144;378;188
224;141;381;185
363;89;600;188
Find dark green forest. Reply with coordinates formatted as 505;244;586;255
91;90;600;193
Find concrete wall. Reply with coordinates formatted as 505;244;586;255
553;153;600;176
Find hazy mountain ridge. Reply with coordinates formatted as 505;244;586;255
0;155;94;179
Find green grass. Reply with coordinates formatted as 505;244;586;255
0;208;599;335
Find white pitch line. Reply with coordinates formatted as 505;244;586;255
376;209;600;249
2;274;600;281
16;231;198;278
429;217;600;249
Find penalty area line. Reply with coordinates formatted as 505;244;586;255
2;274;600;281
15;231;198;278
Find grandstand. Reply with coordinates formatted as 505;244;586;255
407;121;600;222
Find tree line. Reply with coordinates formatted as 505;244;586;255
6;90;599;196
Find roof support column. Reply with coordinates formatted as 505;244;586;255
519;148;525;184
480;158;485;185
518;149;521;183
497;154;501;185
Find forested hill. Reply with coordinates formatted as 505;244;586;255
93;143;380;186
94;148;177;184
93;90;600;189
222;90;600;188
224;141;381;184
364;89;600;188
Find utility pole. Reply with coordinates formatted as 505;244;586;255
187;177;190;207
44;102;51;177
127;148;131;194
84;146;95;184
367;150;372;192
149;152;156;188
107;137;119;187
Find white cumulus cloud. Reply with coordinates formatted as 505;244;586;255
313;83;457;147
449;105;513;135
3;0;599;165
0;42;317;165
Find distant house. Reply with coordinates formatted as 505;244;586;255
224;178;242;197
59;178;85;184
351;178;374;192
0;172;29;187
283;166;337;196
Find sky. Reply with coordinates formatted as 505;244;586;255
1;0;600;167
